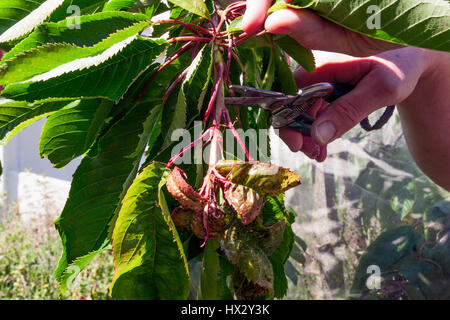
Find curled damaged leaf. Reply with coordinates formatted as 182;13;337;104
221;223;250;264
172;205;228;240
221;218;286;265
222;223;275;298
171;206;194;231
257;219;286;256
216;160;301;196
215;160;246;175
166;167;206;212
191;208;227;240
232;246;274;299
224;183;265;225
232;269;273;299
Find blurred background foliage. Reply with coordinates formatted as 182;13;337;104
272;111;450;299
0;205;113;300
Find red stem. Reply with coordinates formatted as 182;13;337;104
137;41;194;102
234;30;266;47
203;63;224;123
222;108;253;162
152;19;211;36
224;34;234;88
168;36;212;43
162;66;190;101
224;34;243;128
166;128;213;169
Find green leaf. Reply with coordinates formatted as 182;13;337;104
159;45;212;148
274;35;315;73
182;43;213;122
2;11;150;63
143;0;166;18
39;99;113;168
0;0;65;43
261;195;288;226
269;0;314;13
48;0;110;22
2;36;168;102
273;49;297;94
198;239;233;300
261;46;275;90
111;162;190;300
0;19;150;85
54;101;162;292
0;98;69;140
270;0;450;52
167;0;210;19
227;16;243;33
0;1;45;36
162;84;186;148
103;0;139;11
351;225;423;294
263;201;295;299
269;221;294;298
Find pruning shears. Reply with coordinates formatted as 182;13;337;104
224;82;353;136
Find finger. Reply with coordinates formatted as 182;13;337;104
300;136;327;161
265;9;400;56
242;0;273;34
311;68;402;146
295;57;373;88
278;128;327;162
278;128;304;152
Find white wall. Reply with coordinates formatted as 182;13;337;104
1;119;80;218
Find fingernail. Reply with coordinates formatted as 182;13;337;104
315;121;336;145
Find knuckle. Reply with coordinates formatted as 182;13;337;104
371;68;405;101
333;97;363;126
378;80;402;101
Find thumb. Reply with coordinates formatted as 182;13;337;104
242;0;273;34
311;70;400;146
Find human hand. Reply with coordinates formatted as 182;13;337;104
283;47;450;190
241;0;417;162
277;48;432;161
241;1;450;191
242;0;401;57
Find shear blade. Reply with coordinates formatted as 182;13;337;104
229;85;285;97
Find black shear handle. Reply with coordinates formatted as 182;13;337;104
285;83;353;136
326;83;354;103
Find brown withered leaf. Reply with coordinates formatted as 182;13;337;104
165;166;206;212
221;223;250;264
191;208;227;240
232;246;274;299
171;206;194;231
232;269;272;299
215;160;246;176
223;183;265;225
216;160;301;196
256;219;286;256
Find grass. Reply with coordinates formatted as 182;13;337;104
0;204;114;300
